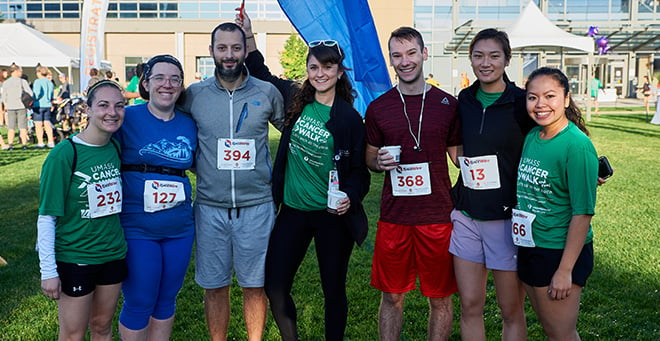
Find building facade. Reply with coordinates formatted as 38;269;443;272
1;0;657;98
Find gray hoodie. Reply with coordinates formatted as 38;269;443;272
182;72;285;208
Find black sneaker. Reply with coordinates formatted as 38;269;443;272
21;145;28;150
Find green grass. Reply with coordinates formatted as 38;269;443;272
0;114;658;340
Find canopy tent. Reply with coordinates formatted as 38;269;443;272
506;1;593;53
0;23;110;91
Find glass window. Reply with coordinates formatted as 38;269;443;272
197;57;215;79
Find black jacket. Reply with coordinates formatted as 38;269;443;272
246;50;371;245
451;80;535;220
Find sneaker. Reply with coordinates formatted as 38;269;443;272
1;145;10;151
47;142;55;148
21;145;28;150
35;144;46;148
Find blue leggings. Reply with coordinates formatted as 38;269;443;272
119;235;194;330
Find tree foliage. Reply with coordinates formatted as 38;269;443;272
280;33;307;81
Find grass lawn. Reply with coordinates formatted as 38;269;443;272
0;113;658;340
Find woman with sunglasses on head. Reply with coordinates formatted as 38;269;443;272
516;67;597;340
37;80;127;341
113;55;197;341
237;9;370;341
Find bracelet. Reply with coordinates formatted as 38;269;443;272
245;35;254;39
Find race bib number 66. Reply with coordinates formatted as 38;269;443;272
511;209;536;247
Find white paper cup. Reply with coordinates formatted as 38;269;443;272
327;190;348;214
381;145;401;164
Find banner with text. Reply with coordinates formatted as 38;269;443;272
79;0;110;93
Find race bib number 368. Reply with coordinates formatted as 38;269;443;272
390;162;431;196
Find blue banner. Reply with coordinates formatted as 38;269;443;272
278;0;392;114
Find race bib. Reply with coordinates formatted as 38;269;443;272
511;209;536;247
143;180;186;213
459;155;501;190
390;162;431;196
87;177;122;218
217;138;256;170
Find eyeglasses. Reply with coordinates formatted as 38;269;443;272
149;75;183;87
308;40;343;57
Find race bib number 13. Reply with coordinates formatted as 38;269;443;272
217;138;256;170
459;155;500;190
87;177;122;218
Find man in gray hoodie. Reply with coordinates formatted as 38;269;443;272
181;22;284;340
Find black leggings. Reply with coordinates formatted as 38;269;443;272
265;205;354;341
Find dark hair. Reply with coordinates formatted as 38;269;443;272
389;26;424;51
105;70;114;79
135;63;145;78
525;67;589;136
211;22;246;49
89;68;99;77
470;28;512;82
86;80;124;106
287;44;355;125
138;54;186;105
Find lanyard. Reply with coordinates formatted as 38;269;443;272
397;83;427;152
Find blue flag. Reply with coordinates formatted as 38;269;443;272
278;0;392;115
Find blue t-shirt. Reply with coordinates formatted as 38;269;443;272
114;103;197;239
33;78;54;108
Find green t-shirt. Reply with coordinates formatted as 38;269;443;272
38;138;127;264
476;87;503;108
590;78;602;98
126;76;146;105
516;122;598;249
283;101;335;211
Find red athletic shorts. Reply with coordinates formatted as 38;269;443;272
371;221;457;298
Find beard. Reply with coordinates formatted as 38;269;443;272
214;57;244;83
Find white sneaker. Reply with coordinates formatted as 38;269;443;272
47;142;55;148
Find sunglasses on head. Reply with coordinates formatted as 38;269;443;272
308;40;343;57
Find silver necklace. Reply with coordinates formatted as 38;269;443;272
397;83;427;152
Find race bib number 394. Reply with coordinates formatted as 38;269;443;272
143;180;185;213
390;162;432;196
87;177;122;218
217;138;256;170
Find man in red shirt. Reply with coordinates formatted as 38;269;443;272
365;26;461;340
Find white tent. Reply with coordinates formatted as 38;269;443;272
0;23;80;67
507;2;593;53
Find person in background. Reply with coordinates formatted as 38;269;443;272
426;73;440;88
449;28;531;341
237;9;370;340
516;67;597;341
460;71;470;90
589;75;602;116
125;64;146;105
180;22;285;341
365;27;460;340
37;80;127;341
87;68;103;90
0;68;8;149
115;54;197;341
32;66;56;148
641;75;652;117
1;64;32;150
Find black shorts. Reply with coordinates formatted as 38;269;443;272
517;242;593;287
57;259;128;297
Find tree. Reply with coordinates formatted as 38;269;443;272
280;33;307;81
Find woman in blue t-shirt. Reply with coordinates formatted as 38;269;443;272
114;55;197;341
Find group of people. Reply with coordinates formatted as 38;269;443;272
0;64;74;150
36;6;601;341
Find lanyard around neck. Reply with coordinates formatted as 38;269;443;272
397;83;427;152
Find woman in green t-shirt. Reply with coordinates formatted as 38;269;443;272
516;67;598;340
37;80;128;340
